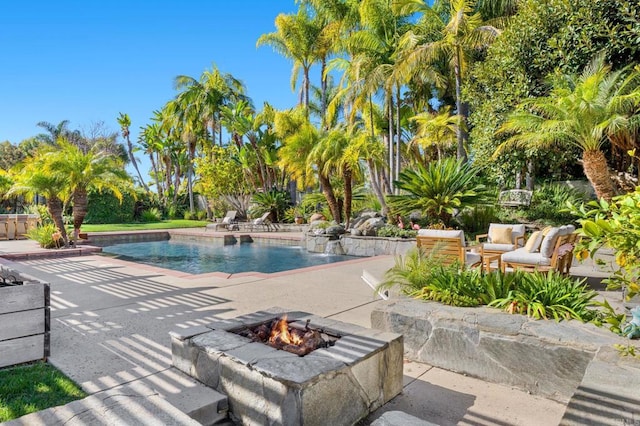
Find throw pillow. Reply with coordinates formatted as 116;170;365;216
222;216;231;224
490;227;512;244
524;231;543;253
540;227;561;258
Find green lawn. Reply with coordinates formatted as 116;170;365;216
0;362;86;422
78;219;208;233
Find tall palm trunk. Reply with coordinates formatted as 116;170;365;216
395;85;401;183
319;174;341;223
125;135;149;192
72;187;88;242
388;94;395;192
454;49;468;163
47;196;69;247
583;149;616;201
343;166;353;229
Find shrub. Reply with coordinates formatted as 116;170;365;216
140;208;162;222
250;189;291;223
26;223;62;249
376;225;417;238
489;271;597;321
84;190;135;224
183;211;196;220
196;210;207;220
456;205;499;237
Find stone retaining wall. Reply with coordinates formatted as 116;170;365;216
306;235;415;257
371;299;637;403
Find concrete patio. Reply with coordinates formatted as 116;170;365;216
0;228;623;425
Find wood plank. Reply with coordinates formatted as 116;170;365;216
0;283;45;315
0;334;44;368
0;309;45;341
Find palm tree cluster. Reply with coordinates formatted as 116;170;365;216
3;0;639;233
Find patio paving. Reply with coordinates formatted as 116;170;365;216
0;230;582;425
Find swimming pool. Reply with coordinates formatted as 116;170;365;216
100;240;357;274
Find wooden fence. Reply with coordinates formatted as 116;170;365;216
0;282;50;368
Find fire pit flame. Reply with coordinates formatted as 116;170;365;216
268;315;303;346
234;315;338;356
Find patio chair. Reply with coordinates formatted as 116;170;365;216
212;210;238;231
501;225;577;273
416;229;481;269
476;223;526;256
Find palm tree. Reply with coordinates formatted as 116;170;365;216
257;8;326;109
388;158;488;226
8;153;69;246
393;0;502;163
497;55;640;201
36;120;72;145
410;106;459;161
45;140;132;241
117;113;149;192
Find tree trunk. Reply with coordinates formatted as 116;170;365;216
72;187;88;242
582;149;616;201
343;166;353;229
47;196;68;247
388;94;395;193
454;57;468;163
368;161;388;215
526;160;535;191
318;174;341;223
395;85;401;184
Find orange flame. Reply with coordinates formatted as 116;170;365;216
268;315;303;346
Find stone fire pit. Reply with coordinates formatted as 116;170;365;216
170;308;403;425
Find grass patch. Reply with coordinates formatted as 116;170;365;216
78;220;208;233
0;362;86;422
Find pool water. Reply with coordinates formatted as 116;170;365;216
101;240;357;274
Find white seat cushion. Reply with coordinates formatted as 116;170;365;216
501;248;552;266
465;252;482;266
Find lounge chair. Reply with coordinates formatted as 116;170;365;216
416;229;481;269
211;211;238;231
251;212;276;232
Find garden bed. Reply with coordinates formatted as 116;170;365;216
371;299;640;404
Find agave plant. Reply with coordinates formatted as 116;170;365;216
250;189;291;223
387;158;489;226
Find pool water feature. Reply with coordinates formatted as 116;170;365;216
100;239;358;275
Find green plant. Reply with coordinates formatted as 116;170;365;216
387;158;489;227
183;210;196;220
571;188;640;300
0;362;86;422
378;248;449;296
283;207;297;223
591;299;627;335
26;223;63;249
140;208;162;222
490;271;597;321
477;270;519;305
456;205;499;237
250;189;291;223
408;266;486;307
24;204;51;225
613;344;640;359
196;210;207;220
376;225;417;238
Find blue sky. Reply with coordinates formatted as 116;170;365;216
0;1;301;146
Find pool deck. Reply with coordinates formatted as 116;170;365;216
0;229;575;425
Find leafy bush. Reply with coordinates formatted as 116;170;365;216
387;158;489;227
26;223;62;249
497;182;587;225
250;189;291;223
456;205;499;237
196;210;207;220
376;225;417;238
183;211;196;220
140;208;162;222
489;271;597;321
84;190;135;224
381;250;597;319
24;204;51;226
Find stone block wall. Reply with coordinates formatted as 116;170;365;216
306;235;416;257
371;299;632;403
